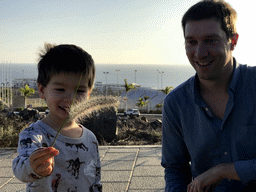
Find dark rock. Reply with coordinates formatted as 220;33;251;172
18;108;39;120
141;116;148;122
79;107;118;143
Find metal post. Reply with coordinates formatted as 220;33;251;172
103;72;109;96
134;70;137;108
116;69;120;96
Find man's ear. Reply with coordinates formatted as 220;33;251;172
38;83;45;99
231;33;239;51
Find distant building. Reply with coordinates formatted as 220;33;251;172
93;82;126;96
12;78;38;89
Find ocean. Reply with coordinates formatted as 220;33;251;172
0;63;196;89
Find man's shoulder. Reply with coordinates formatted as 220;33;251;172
236;63;256;80
237;63;256;72
165;76;195;101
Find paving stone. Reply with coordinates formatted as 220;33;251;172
99;148;108;159
138;148;162;157
102;152;136;161
133;165;164;177
129;176;165;190
107;148;139;153
0;183;26;192
0;177;13;188
0;168;14;177
128;190;164;192
101;160;134;171
102;182;128;192
136;156;161;166
101;170;131;182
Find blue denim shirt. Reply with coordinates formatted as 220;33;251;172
161;60;256;192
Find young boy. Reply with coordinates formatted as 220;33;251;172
12;43;102;192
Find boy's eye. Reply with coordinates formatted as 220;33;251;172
57;89;64;91
77;90;86;93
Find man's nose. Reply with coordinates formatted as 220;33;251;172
195;43;209;58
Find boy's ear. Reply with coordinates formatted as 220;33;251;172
38;83;45;99
87;89;91;99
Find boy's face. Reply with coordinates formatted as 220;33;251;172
38;72;90;121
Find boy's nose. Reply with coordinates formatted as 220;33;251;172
64;92;76;102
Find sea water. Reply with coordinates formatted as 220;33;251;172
0;63;195;89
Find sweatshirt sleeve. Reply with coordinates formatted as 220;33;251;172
91;141;102;192
12;127;44;182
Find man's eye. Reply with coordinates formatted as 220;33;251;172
205;39;218;43
186;40;197;46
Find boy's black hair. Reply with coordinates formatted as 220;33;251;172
182;0;237;40
37;43;95;89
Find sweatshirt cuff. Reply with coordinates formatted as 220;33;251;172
25;159;44;180
234;159;256;185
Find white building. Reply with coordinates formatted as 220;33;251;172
94;81;126;95
12;78;38;89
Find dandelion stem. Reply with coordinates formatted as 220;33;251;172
50;74;83;147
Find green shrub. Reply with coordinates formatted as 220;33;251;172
0;113;30;147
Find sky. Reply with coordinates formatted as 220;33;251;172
0;0;254;65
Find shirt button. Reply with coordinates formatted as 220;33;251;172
205;108;209;111
224;152;228;155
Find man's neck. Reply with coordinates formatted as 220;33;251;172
199;61;234;95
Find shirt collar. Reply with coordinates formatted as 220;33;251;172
229;57;240;93
192;57;240;106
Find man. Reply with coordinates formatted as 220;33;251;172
161;0;256;191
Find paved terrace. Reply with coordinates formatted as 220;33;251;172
0;146;164;192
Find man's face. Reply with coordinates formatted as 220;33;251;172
184;19;235;81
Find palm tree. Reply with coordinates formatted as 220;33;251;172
161;86;174;95
19;85;35;108
136;96;150;112
124;79;135;111
155;103;163;113
136;97;145;109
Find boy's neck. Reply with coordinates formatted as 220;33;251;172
41;115;78;132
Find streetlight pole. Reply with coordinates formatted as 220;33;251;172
116;69;120;96
22;70;24;88
157;70;159;90
116;69;120;86
6;82;9;107
158;71;164;90
103;72;109;96
135;70;137;108
158;71;164;103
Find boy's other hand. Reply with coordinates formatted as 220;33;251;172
29;147;59;177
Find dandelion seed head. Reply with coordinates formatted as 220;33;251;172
67;96;119;122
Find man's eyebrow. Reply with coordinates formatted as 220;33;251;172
205;34;221;38
185;34;221;41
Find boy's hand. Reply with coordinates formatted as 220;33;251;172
29;147;59;177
